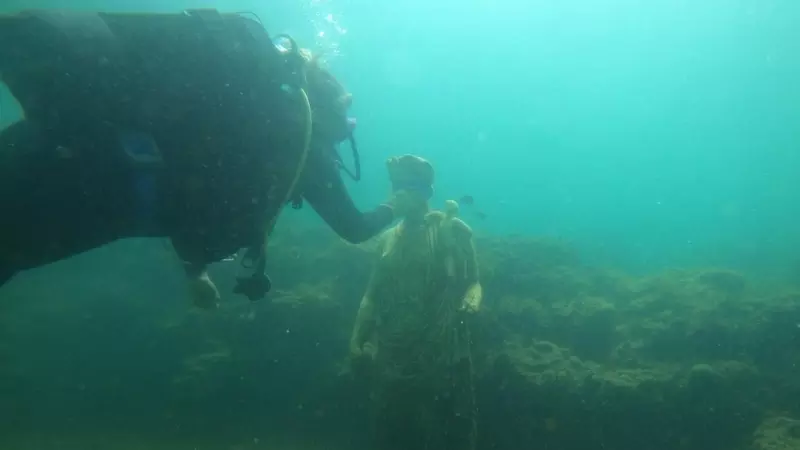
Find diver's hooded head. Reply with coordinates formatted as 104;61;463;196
298;50;361;181
302;51;356;147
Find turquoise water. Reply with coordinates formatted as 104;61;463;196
4;0;798;275
1;2;800;448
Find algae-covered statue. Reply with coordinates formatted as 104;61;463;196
348;154;483;450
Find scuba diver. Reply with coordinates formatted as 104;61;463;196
0;9;396;307
349;155;483;450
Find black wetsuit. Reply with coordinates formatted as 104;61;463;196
0;10;393;290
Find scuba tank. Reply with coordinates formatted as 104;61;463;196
0;9;306;132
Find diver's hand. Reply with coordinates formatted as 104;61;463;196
460;284;483;313
189;272;220;310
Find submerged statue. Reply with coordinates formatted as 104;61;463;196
349;154;483;450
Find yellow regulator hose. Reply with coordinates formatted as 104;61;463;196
262;87;313;244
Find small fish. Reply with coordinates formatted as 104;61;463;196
457;195;487;219
459;195;475;206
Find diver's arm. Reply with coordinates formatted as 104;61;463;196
302;159;395;244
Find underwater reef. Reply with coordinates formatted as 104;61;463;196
253;228;800;450
2;227;800;449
